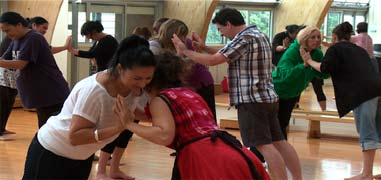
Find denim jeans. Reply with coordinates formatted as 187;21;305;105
353;97;381;150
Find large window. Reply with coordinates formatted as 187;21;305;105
206;5;273;44
320;0;369;41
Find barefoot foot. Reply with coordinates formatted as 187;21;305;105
344;173;373;180
110;170;135;180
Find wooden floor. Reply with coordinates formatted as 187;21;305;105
1;84;381;180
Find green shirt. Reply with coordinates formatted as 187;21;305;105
272;41;329;99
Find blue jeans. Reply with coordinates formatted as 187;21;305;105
353;97;381;150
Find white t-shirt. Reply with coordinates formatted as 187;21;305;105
38;73;149;160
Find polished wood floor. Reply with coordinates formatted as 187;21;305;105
1;84;381;180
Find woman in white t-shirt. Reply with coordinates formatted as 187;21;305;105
22;35;156;180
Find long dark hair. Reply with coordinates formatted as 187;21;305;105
108;35;156;78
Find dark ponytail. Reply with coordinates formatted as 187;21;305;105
27;16;48;28
108;35;156;78
332;22;353;41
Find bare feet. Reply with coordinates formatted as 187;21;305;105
3;130;16;134
94;173;112;180
110;170;135;180
344;173;373;180
374;174;381;180
107;158;125;166
0;135;15;141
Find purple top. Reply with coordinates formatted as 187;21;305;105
184;39;214;89
3;30;70;108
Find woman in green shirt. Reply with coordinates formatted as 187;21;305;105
272;26;329;139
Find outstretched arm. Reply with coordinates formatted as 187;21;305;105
114;95;176;146
300;47;322;72
172;34;228;66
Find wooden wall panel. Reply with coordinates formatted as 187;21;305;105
8;0;63;43
274;0;332;34
163;0;219;40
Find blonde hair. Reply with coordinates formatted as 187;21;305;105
157;19;189;52
297;26;320;48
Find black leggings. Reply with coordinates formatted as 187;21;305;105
101;120;139;154
196;84;217;123
277;97;299;140
0;86;17;135
310;78;326;102
23;135;94;179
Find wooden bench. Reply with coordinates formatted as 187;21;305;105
219;109;355;139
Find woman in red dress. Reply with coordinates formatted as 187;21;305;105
114;52;270;180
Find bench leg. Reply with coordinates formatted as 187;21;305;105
308;120;321;138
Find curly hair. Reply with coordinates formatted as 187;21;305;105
145;51;188;92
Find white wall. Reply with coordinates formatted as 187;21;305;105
51;0;69;80
369;0;381;44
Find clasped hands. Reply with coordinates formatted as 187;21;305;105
113;94;135;129
299;47;312;67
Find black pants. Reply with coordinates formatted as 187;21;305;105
23;135;94;179
310;78;326;102
295;78;326;104
196;84;217;123
0;86;17;136
101;120;139;154
278;97;299;140
36;103;64;128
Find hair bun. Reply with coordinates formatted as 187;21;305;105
341;22;353;34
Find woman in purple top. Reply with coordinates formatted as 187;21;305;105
0;11;70;128
149;19;216;121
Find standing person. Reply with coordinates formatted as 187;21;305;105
272;24;301;66
114;51;270;180
273;24;326;110
28;16;70;54
301;22;381;180
68;21;118;73
22;35;156;179
0;35;17;141
149;19;216;122
351;22;377;72
172;8;302;180
68;20;132;180
0;11;70;128
272;26;329;140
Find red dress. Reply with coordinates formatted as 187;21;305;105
159;88;270;180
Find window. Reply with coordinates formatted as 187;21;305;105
320;0;369;41
206;6;273;44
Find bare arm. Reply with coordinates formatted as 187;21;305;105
114;95;175;146
68;114;124;146
300;47;322;72
0;59;29;69
172;34;229;66
191;32;218;54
